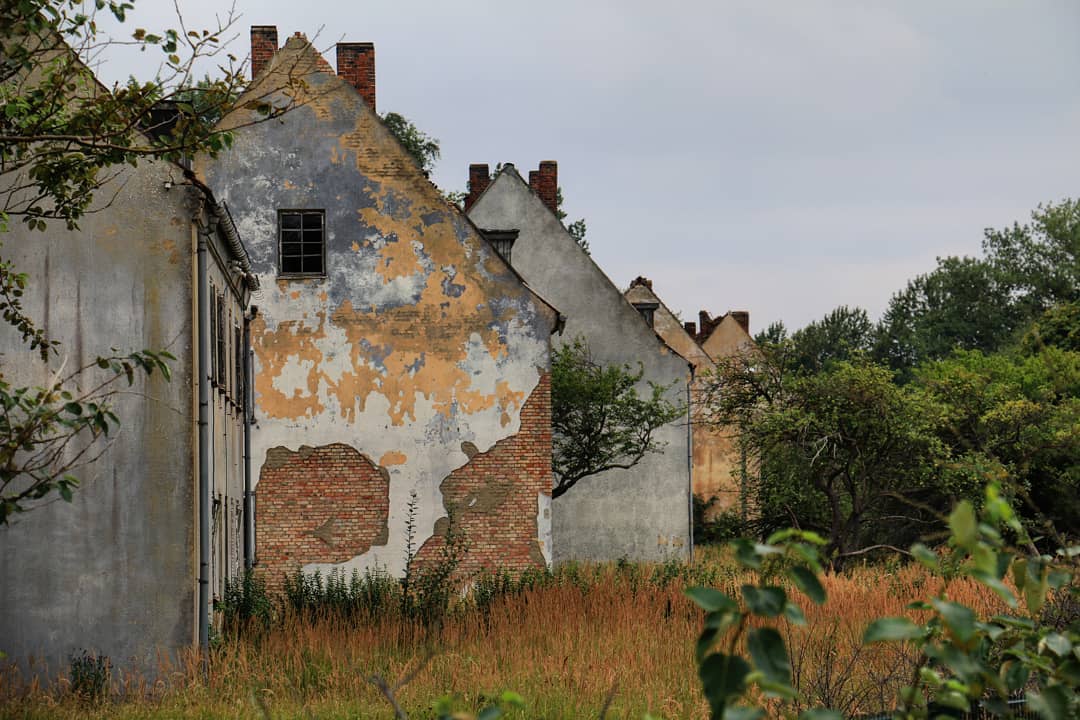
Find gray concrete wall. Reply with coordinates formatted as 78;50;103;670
0;160;198;673
467;167;692;563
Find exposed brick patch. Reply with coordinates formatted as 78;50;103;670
256;443;389;590
415;372;552;578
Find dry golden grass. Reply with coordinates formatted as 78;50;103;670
0;551;1011;720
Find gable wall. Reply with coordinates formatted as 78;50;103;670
468;169;691;562
200;48;556;584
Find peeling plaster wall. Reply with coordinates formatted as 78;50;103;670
198;39;555;582
468;168;692;563
0;161;198;671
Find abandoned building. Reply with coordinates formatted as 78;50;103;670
625;278;753;517
196;29;561;588
0;152;256;667
466;164;692;562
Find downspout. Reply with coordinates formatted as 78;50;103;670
242;306;257;570
196;212;212;653
687;362;695;564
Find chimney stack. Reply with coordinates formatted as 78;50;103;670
684;321;697;336
250;26;278;80
730;311;750;334
336;42;376;111
464;164;491;211
528;161;558;214
630;276;653;290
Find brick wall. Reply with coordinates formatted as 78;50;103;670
255;443;390;590
254;374;552;590
413;372;553;577
250;26;278;80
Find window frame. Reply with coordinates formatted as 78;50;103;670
277;209;327;278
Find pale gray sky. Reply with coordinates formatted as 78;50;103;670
94;1;1080;333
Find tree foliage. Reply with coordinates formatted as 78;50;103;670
875;200;1080;375
0;0;294;520
550;337;683;499
381;111;440;175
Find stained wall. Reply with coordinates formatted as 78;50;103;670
198;37;557;583
468;166;692;562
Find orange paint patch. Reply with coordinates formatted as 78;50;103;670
378;451;407;466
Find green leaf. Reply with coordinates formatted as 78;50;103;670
686;587;737;613
783;601;807;626
1027;685;1071;720
699;653;751;714
721;706;763;720
949;501;978;550
799;710;842;720
741;585;786;617
477;707;503;720
863;617;924;643
733;539;762;569
499;690;523;707
747;628;791;688
931;599;977;644
1040;632;1072;658
911;543;939;571
787;565;826;604
1002;661;1029;693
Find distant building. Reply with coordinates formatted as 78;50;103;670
625;278;753;518
466;163;692;562
197;29;561;587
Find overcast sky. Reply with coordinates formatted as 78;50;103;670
94;1;1080;333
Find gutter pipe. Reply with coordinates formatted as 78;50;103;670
687;363;695;564
242;306;257;570
196;214;212;652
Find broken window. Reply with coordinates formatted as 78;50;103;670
632;301;659;328
279;210;325;275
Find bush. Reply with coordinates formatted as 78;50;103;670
219;568;274;632
68;650;109;700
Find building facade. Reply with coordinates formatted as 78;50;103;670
198;30;559;586
466;164;692;562
0;156;254;669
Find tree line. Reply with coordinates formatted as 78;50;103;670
703;200;1080;566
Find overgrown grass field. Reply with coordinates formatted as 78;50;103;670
0;549;1011;719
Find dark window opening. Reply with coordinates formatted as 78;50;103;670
234;324;244;408
480;228;519;267
633;301;659;328
279;210;325;275
209;288;219;385
215;292;227;388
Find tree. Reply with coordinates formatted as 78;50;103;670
704;347;947;565
788;305;873;375
554;187;588;253
873;200;1080;376
382;111;440;176
550;337;683;499
0;0;294;520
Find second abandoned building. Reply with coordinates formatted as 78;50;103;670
198;29;561;585
466;163;693;562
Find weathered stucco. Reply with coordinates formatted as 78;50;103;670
0;160;200;671
626;281;751;515
467;166;692;563
199;37;556;580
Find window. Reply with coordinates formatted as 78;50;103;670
215;292;227;388
480;229;519;267
234;324;244;407
279;210;325;275
632;301;659;328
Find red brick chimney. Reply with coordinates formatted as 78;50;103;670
528;161;558;214
336;42;376;111
250;26;278;80
464;164;490;211
684;321;697;336
730;311;750;334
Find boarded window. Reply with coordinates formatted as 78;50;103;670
279;210;325;275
